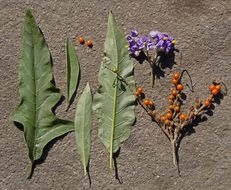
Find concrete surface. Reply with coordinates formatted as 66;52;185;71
0;0;231;189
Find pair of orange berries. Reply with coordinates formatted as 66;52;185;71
171;72;184;91
171;72;180;85
204;96;213;107
78;37;93;47
135;87;143;97
161;111;174;125
134;87;154;106
203;84;221;107
209;84;221;96
143;99;154;106
171;105;180;113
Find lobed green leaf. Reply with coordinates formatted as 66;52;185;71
11;9;74;174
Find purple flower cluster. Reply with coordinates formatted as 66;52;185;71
127;30;176;56
127;30;155;56
149;31;176;53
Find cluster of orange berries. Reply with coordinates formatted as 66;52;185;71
160;104;187;126
160;72;188;125
78;37;93;47
135;87;154;107
136;71;223;128
203;84;222;107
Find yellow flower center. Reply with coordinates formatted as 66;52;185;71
172;40;177;44
163;37;168;41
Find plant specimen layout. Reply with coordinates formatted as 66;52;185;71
11;9;225;181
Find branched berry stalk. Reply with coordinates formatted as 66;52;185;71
135;72;225;174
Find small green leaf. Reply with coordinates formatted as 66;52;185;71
11;9;74;177
74;83;92;176
66;38;80;110
93;12;135;169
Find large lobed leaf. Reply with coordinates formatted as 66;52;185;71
66;38;80;110
74;83;92;176
93;12;135;169
11;10;74;167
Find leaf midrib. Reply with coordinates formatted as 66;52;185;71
28;19;39;160
109;16;119;169
82;97;87;175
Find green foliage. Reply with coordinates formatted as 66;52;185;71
74;83;92;176
66;38;80;110
93;12;136;169
11;9;73;176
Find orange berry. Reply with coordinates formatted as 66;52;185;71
166;112;172;119
172;89;178;96
171;78;178;85
174;106;180;113
209;85;215;91
149;100;154;106
179;113;187;120
79;37;85;44
144;99;150;106
169;105;174;110
169;94;175;100
160;116;167;121
204;100;210;107
176;84;184;91
215;85;221;92
169;99;174;105
137;87;143;94
207;96;213;102
135;91;140;97
212;89;218;96
173;72;180;80
164;119;171;125
86;40;93;47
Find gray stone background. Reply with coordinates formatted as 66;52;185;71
0;0;231;189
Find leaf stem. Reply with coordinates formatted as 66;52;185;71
84;166;87;176
27;160;34;179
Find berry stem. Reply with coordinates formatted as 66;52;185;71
171;140;180;175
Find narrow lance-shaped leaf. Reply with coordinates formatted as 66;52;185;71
74;83;92;176
93;12;135;169
10;9;74;177
66;38;80;110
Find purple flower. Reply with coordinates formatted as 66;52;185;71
150;31;176;54
126;30;142;56
127;30;155;56
137;36;155;51
131;30;138;37
150;31;162;41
